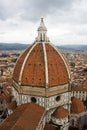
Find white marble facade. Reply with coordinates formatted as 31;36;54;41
71;91;87;101
12;86;70;111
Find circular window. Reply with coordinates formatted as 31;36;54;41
31;97;37;103
56;96;60;101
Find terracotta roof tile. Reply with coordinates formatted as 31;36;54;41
52;106;69;118
72;86;87;91
13;45;33;83
0;103;45;130
7;100;17;110
0;93;7;101
70;97;85;114
21;43;45;87
12;43;69;88
46;43;69;87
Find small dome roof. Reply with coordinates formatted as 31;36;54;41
52;106;69;118
13;43;70;87
38;26;47;31
70;97;85;114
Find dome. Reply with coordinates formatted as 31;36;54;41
12;18;70;97
70;97;85;114
13;43;69;87
52;106;69;118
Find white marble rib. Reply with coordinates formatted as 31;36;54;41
42;42;49;88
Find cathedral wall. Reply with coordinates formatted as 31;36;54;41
46;108;56;122
45;92;70;110
71;91;87;101
11;87;20;105
52;116;68;125
12;86;70;111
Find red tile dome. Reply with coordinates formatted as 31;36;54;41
13;42;70;87
70;97;85;114
52;106;69;118
12;18;70;97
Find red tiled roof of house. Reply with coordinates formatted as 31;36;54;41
0;93;7;101
83;79;87;87
0;103;45;130
0;77;11;83
13;43;69;87
52;106;69;118
70;97;85;114
72;79;87;91
0;77;5;83
72;86;87;91
7;100;17;110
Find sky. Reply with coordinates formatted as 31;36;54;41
0;0;87;45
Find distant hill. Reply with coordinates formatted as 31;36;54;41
0;43;29;50
0;43;87;51
58;45;87;51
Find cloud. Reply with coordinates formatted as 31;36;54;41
0;0;74;21
0;0;87;45
20;0;75;21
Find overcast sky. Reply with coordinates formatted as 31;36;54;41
0;0;87;45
